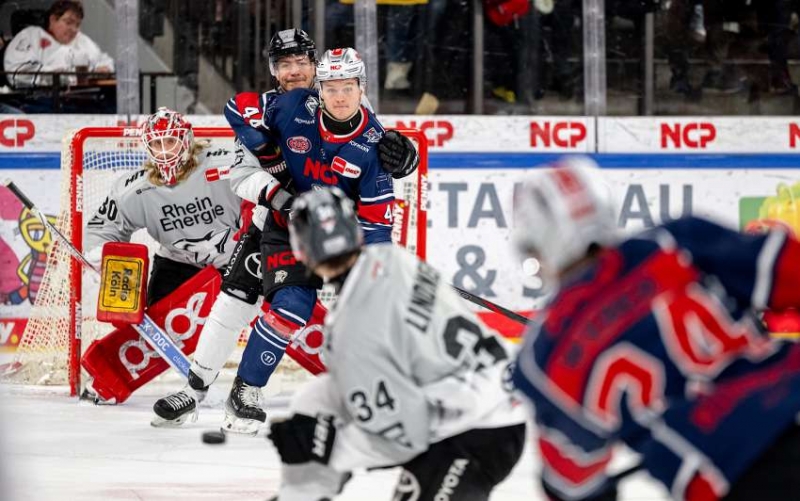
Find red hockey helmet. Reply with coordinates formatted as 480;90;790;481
141;107;194;185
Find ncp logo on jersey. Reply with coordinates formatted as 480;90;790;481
0;119;35;147
660;122;716;149
530;121;587;149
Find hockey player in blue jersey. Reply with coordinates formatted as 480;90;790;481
216;47;408;434
511;157;800;501
151;32;418;430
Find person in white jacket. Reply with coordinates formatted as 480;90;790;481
3;1;114;87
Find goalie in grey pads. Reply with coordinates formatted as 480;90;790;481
267;187;526;501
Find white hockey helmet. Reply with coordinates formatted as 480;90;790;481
141;107;194;185
316;48;366;90
512;156;618;274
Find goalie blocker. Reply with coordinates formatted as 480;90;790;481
96;242;149;325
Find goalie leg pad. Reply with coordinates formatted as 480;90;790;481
190;291;261;386
80;267;221;403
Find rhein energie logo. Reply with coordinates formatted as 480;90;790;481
159;196;225;232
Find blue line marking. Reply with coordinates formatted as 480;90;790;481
3;152;800;170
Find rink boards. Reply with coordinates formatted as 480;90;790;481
2;114;800;344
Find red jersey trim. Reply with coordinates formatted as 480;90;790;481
317;106;369;143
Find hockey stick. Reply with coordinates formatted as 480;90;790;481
610;462;643;484
451;285;530;325
3;179;192;379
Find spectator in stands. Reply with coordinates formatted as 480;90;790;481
3;0;114;88
663;0;704;100
756;0;797;95
700;0;748;93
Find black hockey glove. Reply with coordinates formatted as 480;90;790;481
269;413;337;465
378;130;419;179
256;143;292;186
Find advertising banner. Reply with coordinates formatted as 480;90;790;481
2;114;800;345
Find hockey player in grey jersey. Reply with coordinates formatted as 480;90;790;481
266;187;526;501
85;107;256;304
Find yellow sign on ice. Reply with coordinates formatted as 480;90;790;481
99;257;145;313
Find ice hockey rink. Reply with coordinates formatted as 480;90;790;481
0;382;670;501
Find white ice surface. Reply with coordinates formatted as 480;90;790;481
0;382;670;501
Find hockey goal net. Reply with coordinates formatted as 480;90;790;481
3;126;428;397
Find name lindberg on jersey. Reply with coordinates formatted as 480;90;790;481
158;196;227;232
405;261;440;335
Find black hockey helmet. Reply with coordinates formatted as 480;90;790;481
289;187;363;272
267;28;317;77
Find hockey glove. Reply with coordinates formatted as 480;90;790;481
269;413;337;465
378;130;419;179
257;143;292;186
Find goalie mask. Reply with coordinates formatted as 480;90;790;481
316;48;366;90
267;28;317;77
512;156;618;275
289;187;363;273
142;107;194;185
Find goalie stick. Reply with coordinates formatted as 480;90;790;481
3;179;192;380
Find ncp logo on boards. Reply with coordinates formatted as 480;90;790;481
0;119;35;147
394;120;454;147
530;121;587;148
788;123;800;148
660;122;716;149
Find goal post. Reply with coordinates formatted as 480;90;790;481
4;126;428;397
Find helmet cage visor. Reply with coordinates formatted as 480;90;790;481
141;109;193;185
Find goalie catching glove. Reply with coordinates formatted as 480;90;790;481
378;130;419;179
269;413;337;465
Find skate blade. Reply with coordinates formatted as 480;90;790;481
221;415;262;436
150;409;198;428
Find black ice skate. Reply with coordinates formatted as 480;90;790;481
222;376;266;436
151;372;209;427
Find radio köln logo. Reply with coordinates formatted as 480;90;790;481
287;136;311;154
331;156;362;178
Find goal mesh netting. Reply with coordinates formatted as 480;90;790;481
3;127;428;397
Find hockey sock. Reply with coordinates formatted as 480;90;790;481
238;286;316;387
237;311;299;386
191;291;260;386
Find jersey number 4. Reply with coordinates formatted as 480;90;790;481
583;290;773;430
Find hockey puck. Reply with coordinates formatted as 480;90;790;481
201;430;226;445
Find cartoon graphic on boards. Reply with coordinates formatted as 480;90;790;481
740;181;800;339
0;185;57;306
